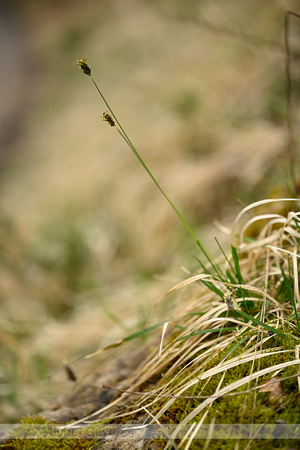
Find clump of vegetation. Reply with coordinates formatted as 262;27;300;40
59;199;299;449
51;54;299;448
3;8;300;450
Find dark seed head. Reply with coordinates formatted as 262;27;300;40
102;111;115;127
64;364;77;382
76;59;91;76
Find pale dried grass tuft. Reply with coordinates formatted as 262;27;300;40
67;199;300;445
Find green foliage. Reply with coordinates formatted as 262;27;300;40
0;416;98;450
237;310;287;339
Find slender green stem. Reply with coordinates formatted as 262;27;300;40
90;76;203;249
91;77;133;152
284;11;299;197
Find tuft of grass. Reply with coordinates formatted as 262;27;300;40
75;203;300;447
62;59;300;448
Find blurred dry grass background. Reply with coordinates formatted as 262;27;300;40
0;0;299;421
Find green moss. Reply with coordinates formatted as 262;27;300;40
147;330;300;449
0;416;100;450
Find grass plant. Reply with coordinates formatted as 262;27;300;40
53;58;300;448
63;197;300;450
3;6;300;450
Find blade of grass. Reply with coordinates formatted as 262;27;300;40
199;279;224;298
100;302;131;333
231;245;245;285
195;255;225;296
123;320;173;342
196;246;225;280
226;269;238;284
237;310;286;339
231;246;251;311
280;263;300;330
215;236;235;274
219;335;249;363
85;319;174;358
177;327;237;340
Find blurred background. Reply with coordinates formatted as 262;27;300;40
0;0;299;421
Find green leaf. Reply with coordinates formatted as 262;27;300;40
231;246;245;285
123;320;172;342
97;319;174;353
177;327;237;340
280;264;300;330
196;241;225;280
237;310;286;339
220;336;249;363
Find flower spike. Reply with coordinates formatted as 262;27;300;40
223;286;241;311
76;59;91;76
102;111;115;127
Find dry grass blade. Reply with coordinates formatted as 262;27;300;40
296;345;300;392
184;415;208;450
143;406;180;450
159;322;169;358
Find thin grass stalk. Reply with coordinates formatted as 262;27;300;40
284;11;299;196
77;59;212;261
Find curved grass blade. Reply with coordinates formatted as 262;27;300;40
237;310;286;339
177;327;237;341
85;319;174;358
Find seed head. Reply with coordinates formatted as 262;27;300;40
64;364;77;382
76;59;91;76
102;111;115;127
223;286;240;311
